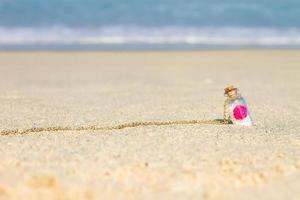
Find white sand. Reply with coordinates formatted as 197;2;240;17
0;51;299;199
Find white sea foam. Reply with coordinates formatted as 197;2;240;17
1;26;300;46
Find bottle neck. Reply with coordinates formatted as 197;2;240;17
227;93;241;100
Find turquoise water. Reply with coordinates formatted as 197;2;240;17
1;0;300;49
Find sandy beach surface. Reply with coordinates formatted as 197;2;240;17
0;50;299;200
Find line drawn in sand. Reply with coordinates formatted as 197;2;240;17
0;119;228;136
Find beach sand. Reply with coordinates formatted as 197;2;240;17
0;50;299;200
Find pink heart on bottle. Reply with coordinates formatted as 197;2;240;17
233;105;248;120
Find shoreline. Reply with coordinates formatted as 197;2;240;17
1;45;300;52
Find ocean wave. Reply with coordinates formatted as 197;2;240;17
1;26;300;46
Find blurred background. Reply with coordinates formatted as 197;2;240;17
0;0;300;50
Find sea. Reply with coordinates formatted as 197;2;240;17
1;0;300;50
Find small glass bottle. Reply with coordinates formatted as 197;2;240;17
224;86;253;126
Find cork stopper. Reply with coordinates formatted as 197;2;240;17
224;85;238;96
